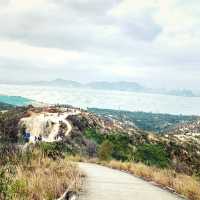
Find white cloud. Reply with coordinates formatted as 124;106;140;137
111;0;200;47
2;0;49;12
0;0;199;89
0;40;81;66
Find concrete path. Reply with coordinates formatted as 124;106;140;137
78;163;184;200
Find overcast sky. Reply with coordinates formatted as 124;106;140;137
0;0;199;90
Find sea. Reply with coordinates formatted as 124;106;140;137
0;84;200;115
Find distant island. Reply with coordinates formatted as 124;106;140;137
1;78;197;97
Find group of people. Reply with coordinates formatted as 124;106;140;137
23;132;30;143
34;134;43;142
23;131;43;143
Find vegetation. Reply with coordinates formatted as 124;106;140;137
134;144;169;168
82;127;200;177
1;105;199;200
84;128;103;144
98;140;113;161
84;128;134;161
84;128;170;165
37;142;71;159
0;107;28;142
0;102;14;111
0;144;81;200
89;108;199;133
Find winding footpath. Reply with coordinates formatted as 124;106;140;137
78;163;184;200
21;110;80;144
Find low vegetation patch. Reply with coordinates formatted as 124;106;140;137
0;145;82;200
98;140;113;161
84;128;171;165
0;107;28;142
84;128;135;161
134;144;170;168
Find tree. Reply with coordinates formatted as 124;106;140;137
98;140;113;161
134;144;169;168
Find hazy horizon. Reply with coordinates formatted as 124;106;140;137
1;84;200;115
0;78;198;92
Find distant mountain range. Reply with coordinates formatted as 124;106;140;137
29;79;82;88
20;79;146;92
1;78;198;97
86;81;144;92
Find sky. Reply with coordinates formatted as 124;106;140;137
0;0;199;90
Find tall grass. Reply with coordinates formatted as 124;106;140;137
0;146;82;200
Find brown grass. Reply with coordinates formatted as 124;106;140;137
102;160;200;200
4;151;82;200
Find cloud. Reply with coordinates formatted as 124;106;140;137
0;40;81;65
0;0;199;89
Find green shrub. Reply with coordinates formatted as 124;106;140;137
9;179;28;199
0;167;14;200
134;144;169;168
98;140;113;161
106;133;133;161
84;129;134;161
84;128;104;144
0;107;27;142
37;142;69;159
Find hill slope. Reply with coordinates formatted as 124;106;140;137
88;107;199;133
0;102;14;110
0;105;199;175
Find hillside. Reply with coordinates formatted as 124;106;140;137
168;120;200;135
0;102;14;111
88;108;199;133
0;105;199;176
1;104;200;199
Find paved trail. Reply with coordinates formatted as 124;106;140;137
78;163;184;200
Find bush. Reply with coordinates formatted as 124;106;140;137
9;180;27;199
84;129;134;161
0;168;10;200
0;107;27;142
0;144;22;166
134;144;169;168
37;142;67;159
0;166;15;200
98;140;113;161
84;128;104;144
106;133;133;161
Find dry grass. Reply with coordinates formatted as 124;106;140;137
101;160;200;200
3;151;82;200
